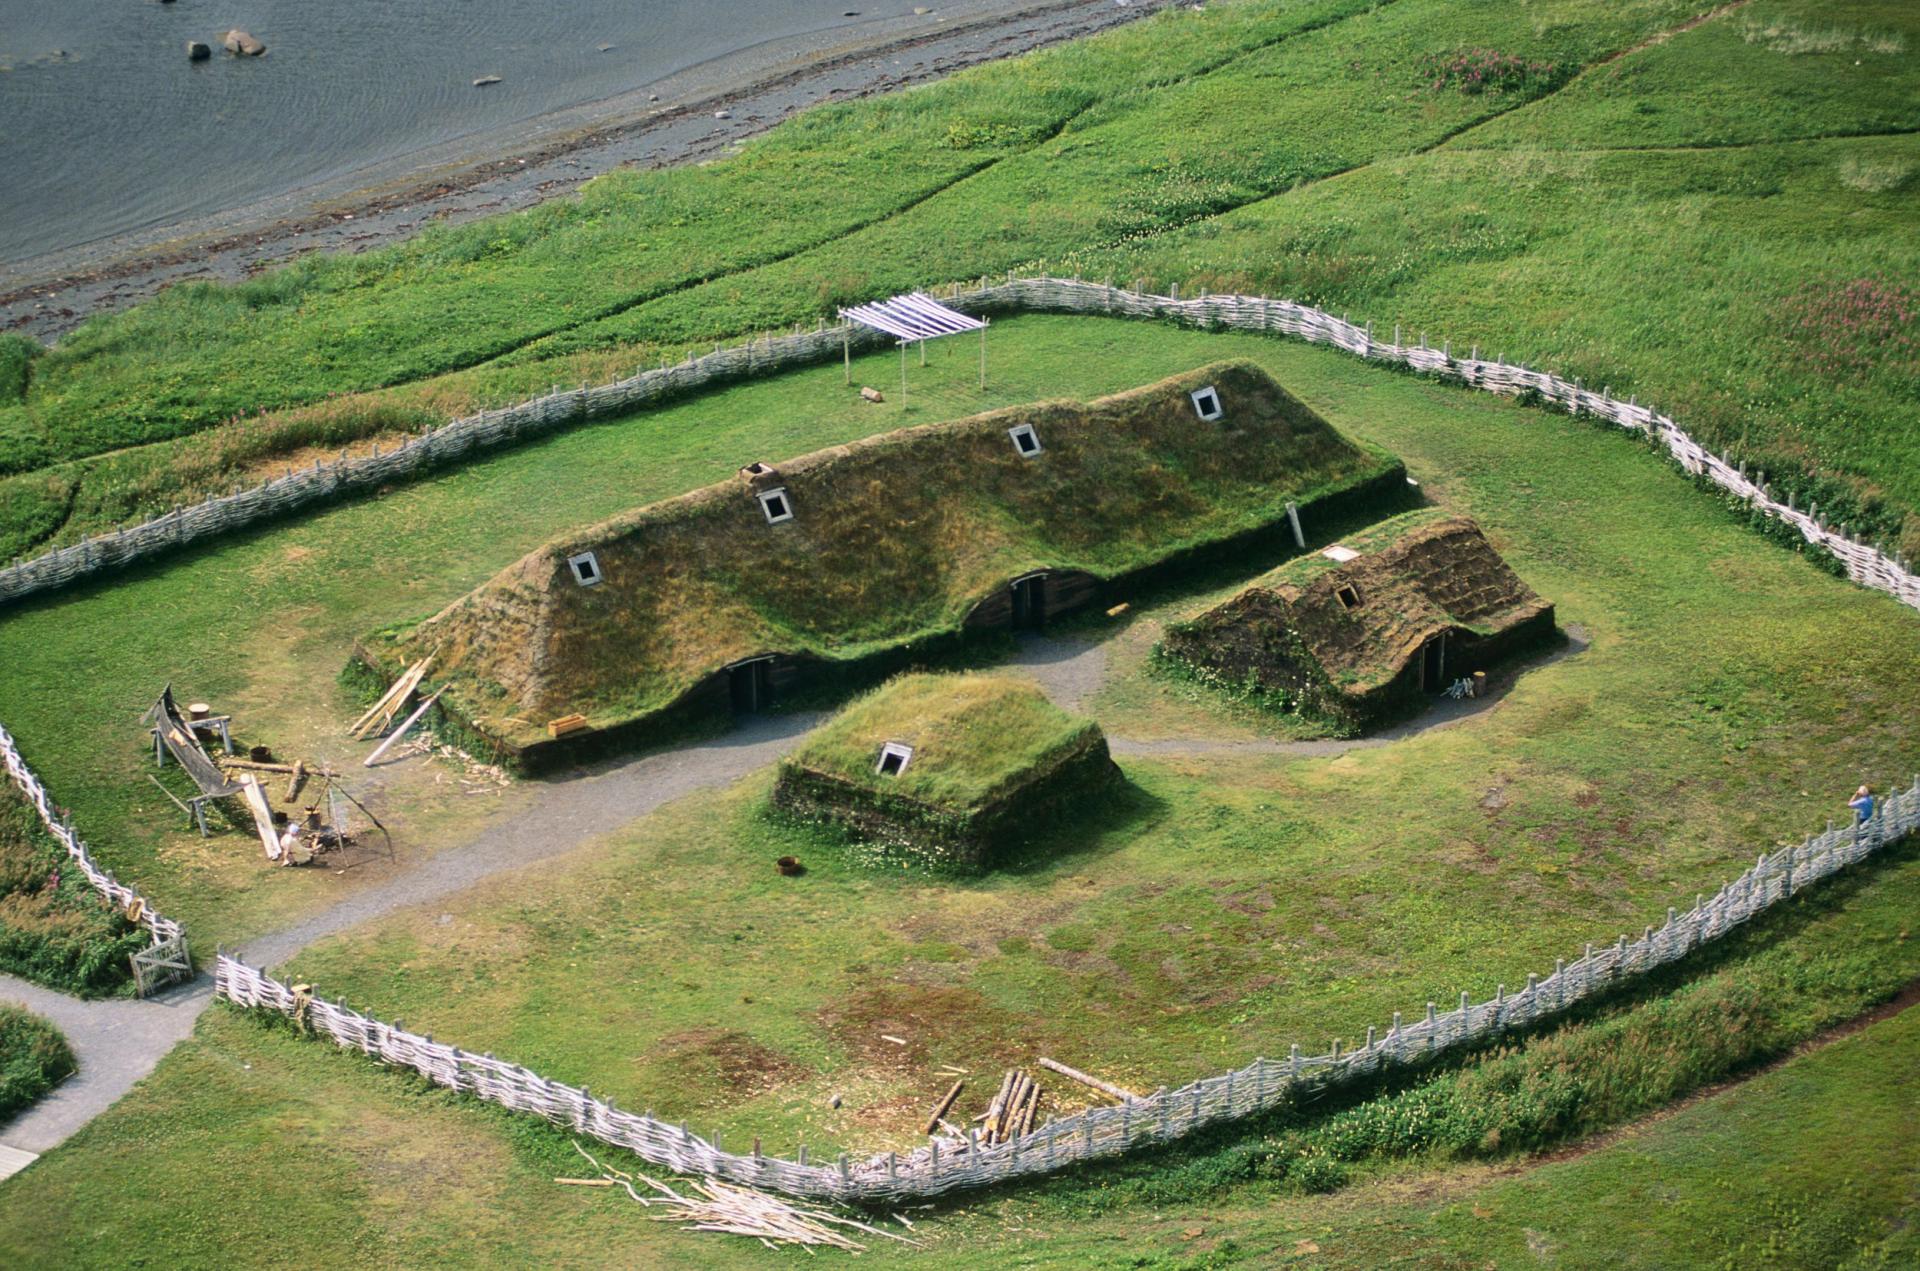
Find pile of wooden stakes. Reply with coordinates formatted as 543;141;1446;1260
561;1143;920;1252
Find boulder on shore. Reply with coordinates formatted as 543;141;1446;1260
222;29;265;56
185;40;211;61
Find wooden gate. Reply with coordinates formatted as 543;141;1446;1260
131;934;193;997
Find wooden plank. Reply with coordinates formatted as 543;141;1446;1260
352;657;432;740
237;775;282;860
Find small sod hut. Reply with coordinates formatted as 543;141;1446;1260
360;360;1408;768
1162;511;1555;733
771;673;1117;870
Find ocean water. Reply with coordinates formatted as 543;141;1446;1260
0;1;928;266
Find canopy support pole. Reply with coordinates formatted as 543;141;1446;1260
843;330;850;385
899;342;908;410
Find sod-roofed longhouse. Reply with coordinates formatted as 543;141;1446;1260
771;673;1117;870
1162;511;1556;734
363;361;1405;765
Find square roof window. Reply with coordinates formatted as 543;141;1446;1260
758;487;794;524
567;551;604;587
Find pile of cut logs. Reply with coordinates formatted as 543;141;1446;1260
975;1068;1041;1146
923;1055;1143;1150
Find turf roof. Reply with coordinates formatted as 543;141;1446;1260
379;360;1396;744
1178;509;1551;694
780;673;1103;813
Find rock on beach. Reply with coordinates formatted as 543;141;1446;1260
222;29;266;56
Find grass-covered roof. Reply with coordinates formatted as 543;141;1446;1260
779;673;1102;813
376;360;1397;744
1170;509;1551;695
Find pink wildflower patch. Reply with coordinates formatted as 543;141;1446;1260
1784;276;1919;382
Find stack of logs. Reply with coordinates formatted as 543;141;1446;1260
924;1056;1140;1149
976;1068;1041;1147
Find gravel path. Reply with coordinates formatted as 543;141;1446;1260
1009;626;1590;757
0;624;1584;1164
0;710;817;1161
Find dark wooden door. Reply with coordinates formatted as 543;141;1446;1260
730;659;772;713
1420;635;1446;692
1012;575;1047;631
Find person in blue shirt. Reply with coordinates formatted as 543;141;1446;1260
1848;784;1874;825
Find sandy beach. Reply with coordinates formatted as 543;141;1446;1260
0;0;1162;342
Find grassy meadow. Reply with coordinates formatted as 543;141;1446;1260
5;0;1917;561
2;831;1913;1267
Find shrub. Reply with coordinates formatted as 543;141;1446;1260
0;1003;75;1123
0;782;145;997
0;334;39;406
1419;47;1560;95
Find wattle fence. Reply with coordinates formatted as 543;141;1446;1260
3;276;1917;613
0;720;184;949
216;774;1920;1203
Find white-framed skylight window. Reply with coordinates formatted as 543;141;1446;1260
757;487;794;525
1007;423;1043;457
1189;385;1224;421
567;551;604;587
875;742;914;777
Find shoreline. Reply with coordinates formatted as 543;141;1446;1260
0;0;1164;343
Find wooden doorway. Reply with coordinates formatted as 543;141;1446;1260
1420;634;1447;692
1011;574;1047;631
729;658;774;714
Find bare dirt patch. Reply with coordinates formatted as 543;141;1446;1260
648;1027;812;1107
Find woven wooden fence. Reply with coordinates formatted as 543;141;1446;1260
216;774;1919;1203
0;720;184;947
5;277;1917;613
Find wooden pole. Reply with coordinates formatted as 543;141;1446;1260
1037;1057;1143;1103
364;688;444;767
922;1078;965;1136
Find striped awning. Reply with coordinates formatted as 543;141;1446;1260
838;292;987;344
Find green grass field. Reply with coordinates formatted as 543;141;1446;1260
2;833;1912;1267
0;314;1912;1263
4;0;1916;562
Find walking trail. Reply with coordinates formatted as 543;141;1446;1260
0;627;1576;1174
